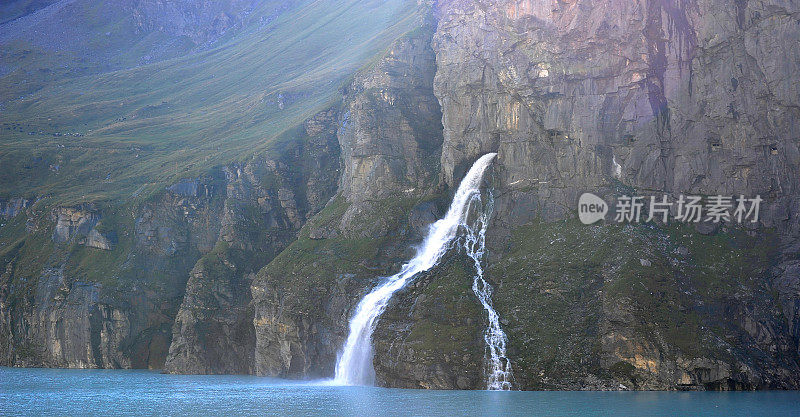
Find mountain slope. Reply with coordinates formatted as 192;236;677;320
0;0;428;371
1;0;424;204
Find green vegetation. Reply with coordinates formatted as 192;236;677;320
487;219;778;388
0;0;426;206
265;196;389;288
62;209;132;289
404;256;484;352
0;214;56;300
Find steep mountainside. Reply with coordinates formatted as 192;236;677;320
1;0;799;390
0;0;425;370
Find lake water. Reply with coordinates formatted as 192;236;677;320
1;367;798;416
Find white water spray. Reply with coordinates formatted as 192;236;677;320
463;192;514;390
334;153;498;386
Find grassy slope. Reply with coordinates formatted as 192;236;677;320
0;0;58;25
0;0;424;205
0;1;191;99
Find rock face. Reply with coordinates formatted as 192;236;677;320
0;109;340;371
249;19;445;378
0;198;29;220
433;0;800;228
51;205;100;243
1;178;219;368
335;19;444;237
85;229;116;251
370;0;800;390
5;266;131;368
164;110;340;375
1;0;799;392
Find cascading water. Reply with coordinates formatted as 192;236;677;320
462;191;514;390
334;153;498;386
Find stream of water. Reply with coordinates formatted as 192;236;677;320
462;190;514;390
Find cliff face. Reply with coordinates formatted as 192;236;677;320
249;21;445;378
335;21;444;237
1;190;209;368
368;0;800;390
164;111;341;375
1;0;799;391
433;0;799;228
0;111;340;371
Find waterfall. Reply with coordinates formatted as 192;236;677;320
334;153;498;386
463;191;514;390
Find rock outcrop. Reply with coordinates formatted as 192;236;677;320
51;205;100;243
165;110;340;375
0;198;29;220
335;19;444;238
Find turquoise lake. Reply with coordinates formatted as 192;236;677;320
1;367;798;416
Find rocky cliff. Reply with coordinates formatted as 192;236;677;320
0;111;340;371
249;19;445;378
406;0;800;390
1;0;799;391
164;111;341;375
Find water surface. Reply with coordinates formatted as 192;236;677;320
1;367;798;416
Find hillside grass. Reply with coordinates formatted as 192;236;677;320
0;0;425;206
